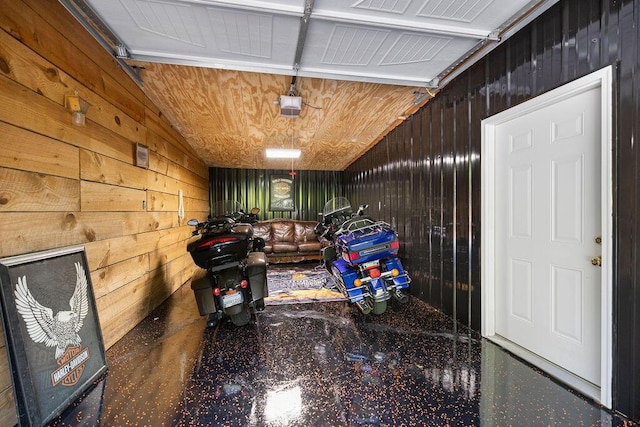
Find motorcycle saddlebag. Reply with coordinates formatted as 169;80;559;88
246;251;268;300
190;268;217;316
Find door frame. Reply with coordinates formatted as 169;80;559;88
480;66;613;407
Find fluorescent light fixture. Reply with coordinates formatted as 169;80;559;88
266;148;301;159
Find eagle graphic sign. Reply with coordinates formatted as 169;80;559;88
0;246;107;427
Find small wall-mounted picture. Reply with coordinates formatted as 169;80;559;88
270;175;295;211
0;246;107;426
136;143;149;168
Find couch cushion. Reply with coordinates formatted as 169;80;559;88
272;221;295;242
297;241;322;252
252;222;272;240
294;222;319;243
272;242;299;253
252;222;273;253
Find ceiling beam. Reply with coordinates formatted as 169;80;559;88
293;0;314;71
58;0;143;84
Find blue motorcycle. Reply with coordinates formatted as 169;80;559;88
315;197;411;315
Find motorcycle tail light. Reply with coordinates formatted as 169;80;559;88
369;268;381;279
240;280;249;289
213;288;221;296
391;268;399;277
197;236;239;249
390;240;400;250
349;251;359;261
354;279;362;287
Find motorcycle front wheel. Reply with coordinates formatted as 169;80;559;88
230;305;251;326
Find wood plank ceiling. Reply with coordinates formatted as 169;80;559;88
63;0;556;171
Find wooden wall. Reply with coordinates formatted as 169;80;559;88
0;0;210;424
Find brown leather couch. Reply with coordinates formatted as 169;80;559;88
252;219;322;264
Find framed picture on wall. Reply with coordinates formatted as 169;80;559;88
0;246;107;426
269;175;295;211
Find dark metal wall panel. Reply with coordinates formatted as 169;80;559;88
432;100;445;312
344;0;640;419
209;168;342;221
441;95;455;318
613;0;640;418
453;85;471;327
468;63;484;331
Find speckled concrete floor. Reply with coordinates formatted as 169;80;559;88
50;271;636;426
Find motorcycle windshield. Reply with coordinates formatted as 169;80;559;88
212;200;243;217
322;197;352;218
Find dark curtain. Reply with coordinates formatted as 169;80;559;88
209;168;342;222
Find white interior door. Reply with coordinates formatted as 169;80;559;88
494;86;601;385
481;66;613;406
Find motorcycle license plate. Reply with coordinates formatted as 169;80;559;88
222;291;244;308
362;260;380;269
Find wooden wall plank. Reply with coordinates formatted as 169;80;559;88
0;347;10;392
147;170;207;200
0;212;113;257
149;260;192;309
91;255;150;299
0;388;16;427
0;0;145;119
152;151;208;190
96;265;193;348
96;275;152;349
0;212;185;258
80;149;147;189
146;171;183;196
164;253;194;283
80;181;146;212
0;74;136;165
0;29;145;144
184;197;210;215
155;226;193;249
0;167;79;211
148;240;188;269
0;122;79;179
84;227;192;270
166;159;209;190
145;126;207;179
134;211;182;233
147;190;178;212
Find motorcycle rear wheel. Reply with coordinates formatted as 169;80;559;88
372;299;387;315
206;312;221;329
230;305;251;326
254;298;265;312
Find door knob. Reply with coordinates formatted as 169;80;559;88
591;256;602;267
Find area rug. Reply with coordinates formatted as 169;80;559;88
265;263;346;305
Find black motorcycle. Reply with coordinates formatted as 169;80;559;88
187;201;268;327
